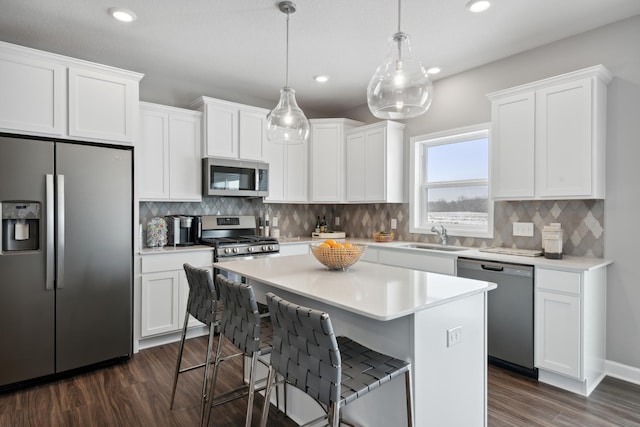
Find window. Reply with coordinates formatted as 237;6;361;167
410;123;493;238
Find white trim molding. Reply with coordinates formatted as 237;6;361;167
606;359;640;386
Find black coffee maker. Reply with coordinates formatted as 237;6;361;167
166;215;201;246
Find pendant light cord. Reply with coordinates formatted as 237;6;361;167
397;0;402;33
396;0;403;62
285;11;290;87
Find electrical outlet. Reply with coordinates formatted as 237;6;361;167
335;216;340;226
391;218;397;230
513;222;534;237
447;326;463;347
272;217;278;228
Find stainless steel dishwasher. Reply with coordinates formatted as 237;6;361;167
457;257;537;378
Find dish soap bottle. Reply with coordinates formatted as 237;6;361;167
315;216;321;233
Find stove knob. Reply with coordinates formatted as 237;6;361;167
268;245;274;251
247;247;254;253
262;245;268;251
232;247;239;253
225;248;232;254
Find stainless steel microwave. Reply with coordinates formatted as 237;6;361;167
202;158;269;197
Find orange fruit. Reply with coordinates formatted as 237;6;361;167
324;239;336;246
319;243;330;249
343;242;352;248
331;242;343;249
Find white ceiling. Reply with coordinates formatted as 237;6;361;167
1;0;639;116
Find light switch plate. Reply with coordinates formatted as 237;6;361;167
513;222;534;237
391;219;397;230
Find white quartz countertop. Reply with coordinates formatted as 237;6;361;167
214;254;496;321
139;244;213;255
277;237;611;272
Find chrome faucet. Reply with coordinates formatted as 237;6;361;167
431;225;447;246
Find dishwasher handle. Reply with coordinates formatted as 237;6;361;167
457;257;533;278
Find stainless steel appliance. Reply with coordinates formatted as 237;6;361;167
203;158;269;197
457;257;537;378
0;135;133;389
166;215;201;246
200;215;279;282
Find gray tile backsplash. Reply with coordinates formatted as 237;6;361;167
140;198;604;257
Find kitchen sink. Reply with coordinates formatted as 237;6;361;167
399;243;467;252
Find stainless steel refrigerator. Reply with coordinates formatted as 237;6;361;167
0;135;133;388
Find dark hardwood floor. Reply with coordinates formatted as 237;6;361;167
1;336;639;426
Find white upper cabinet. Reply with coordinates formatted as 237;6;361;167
138;102;202;202
191;96;268;161
0;41;142;144
488;65;612;200
309;118;363;203
264;138;308;203
345;121;405;203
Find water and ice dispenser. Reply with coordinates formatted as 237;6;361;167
1;202;40;252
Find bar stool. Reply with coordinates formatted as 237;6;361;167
170;264;222;422
260;292;414;427
203;274;276;427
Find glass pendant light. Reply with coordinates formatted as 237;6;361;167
367;0;433;120
266;1;310;144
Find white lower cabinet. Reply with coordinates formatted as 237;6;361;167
377;248;455;275
534;266;607;396
279;243;310;256
139;250;213;339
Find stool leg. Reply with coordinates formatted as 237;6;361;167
329;402;340;427
202;333;225;427
244;353;259;427
405;370;414;427
259;366;276;427
170;310;190;409
199;322;217;423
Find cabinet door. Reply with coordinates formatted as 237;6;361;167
169;113;202;201
239;108;267;161
0;51;65;136
141;271;180;337
536;78;592;197
310;123;343;202
346;132;366;201
378;249;455;275
264;140;285;201
68;67;137;143
138;108;170;200
364;127;386;201
279;244;310;256
491;92;535;198
203;103;238;158
285;143;308;202
535;290;581;378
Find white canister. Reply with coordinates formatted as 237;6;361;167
542;223;563;259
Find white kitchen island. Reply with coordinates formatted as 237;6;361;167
215;254;496;427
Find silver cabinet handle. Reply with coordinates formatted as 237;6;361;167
56;175;65;289
46;174;54;290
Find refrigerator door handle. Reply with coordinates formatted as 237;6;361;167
56;174;65;289
46;174;55;290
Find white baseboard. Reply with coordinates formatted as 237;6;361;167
605;359;640;386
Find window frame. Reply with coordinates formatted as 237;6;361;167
409;123;493;239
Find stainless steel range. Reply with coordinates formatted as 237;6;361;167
200;215;280;262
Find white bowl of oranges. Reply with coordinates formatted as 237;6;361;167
310;240;367;271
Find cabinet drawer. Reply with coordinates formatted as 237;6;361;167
141;250;213;273
536;268;581;294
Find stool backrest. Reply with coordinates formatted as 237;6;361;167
266;292;341;407
183;263;218;326
215;274;262;355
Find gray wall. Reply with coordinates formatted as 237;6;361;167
345;16;640;370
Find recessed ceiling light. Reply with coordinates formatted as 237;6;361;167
466;0;491;13
109;7;137;23
313;75;330;83
426;66;442;75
